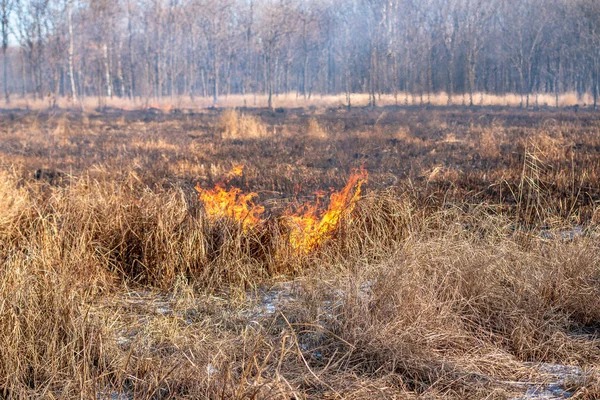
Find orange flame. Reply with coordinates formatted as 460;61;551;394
284;167;368;252
228;164;245;178
195;166;264;230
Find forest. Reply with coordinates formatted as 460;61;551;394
1;0;600;108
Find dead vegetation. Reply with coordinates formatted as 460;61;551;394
0;107;600;398
219;109;269;140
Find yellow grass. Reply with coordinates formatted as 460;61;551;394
219;109;269;139
0;91;593;111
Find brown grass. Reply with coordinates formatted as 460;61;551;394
0;107;599;398
305;118;328;140
219;109;269;139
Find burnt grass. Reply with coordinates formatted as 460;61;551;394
3;106;600;223
1;106;600;398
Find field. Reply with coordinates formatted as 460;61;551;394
1;106;600;399
0;91;594;112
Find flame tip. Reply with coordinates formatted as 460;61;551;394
197;166;368;247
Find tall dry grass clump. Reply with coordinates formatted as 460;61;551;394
474;126;504;159
306;118;328;140
0;170;283;397
0;259;107;397
219;109;269;139
1;171;284;289
219;205;600;397
269;207;600;395
0;170;27;232
0;172;107;397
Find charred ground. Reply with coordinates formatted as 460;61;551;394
3;106;600;220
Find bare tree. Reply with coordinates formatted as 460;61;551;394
463;0;496;106
1;0;13;103
257;0;295;109
198;0;234;105
66;0;76;102
578;0;600;109
437;0;462;105
500;0;547;107
2;0;600;109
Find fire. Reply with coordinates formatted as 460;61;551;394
284;167;368;252
228;164;245;178
195;166;264;230
195;165;368;247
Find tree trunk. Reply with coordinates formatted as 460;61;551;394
2;45;7;104
68;0;77;103
20;49;25;97
267;51;273;110
370;44;377;107
128;0;135;99
594;57;598;109
303;52;308;99
200;67;206;98
213;49;218;105
447;52;454;105
467;50;476;107
1;1;8;104
393;52;398;105
518;69;525;107
345;65;351;109
118;39;125;97
103;43;112;98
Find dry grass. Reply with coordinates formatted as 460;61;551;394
0;170;28;229
219;109;269;139
0;107;599;398
305;118;328;140
0;91;594;111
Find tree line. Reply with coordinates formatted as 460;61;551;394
1;0;600;109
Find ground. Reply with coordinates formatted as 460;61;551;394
0;106;600;399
